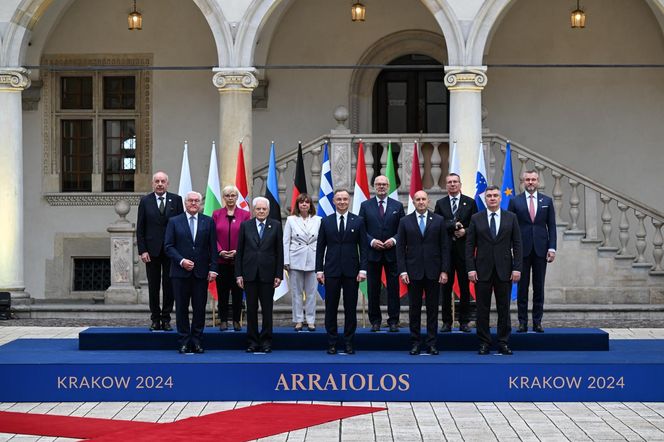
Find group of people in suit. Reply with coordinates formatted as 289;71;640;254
136;166;556;356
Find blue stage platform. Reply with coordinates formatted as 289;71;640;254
79;327;609;351
1;335;662;402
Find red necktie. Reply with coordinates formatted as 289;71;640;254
379;200;385;217
529;195;536;222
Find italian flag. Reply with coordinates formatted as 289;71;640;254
384;141;408;297
204;142;222;299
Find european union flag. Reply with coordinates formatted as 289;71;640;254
500;141;518;301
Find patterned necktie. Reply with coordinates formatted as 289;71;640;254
158;196;165;215
189;216;196;241
451;197;458;215
490;212;497;239
419;215;425;235
378;200;385;217
339;215;345;236
529;195;536;222
258;222;265;239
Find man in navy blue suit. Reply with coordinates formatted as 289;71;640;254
397;191;449;355
164;191;218;354
359;175;405;332
136;171;183;331
316;189;368;355
508;170;557;333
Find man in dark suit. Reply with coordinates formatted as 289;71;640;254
397;191;449;355
136;171;183;331
164;191;218;354
316;189;368;355
359;175;405;332
508;170;557;333
235;197;283;353
466;185;522;355
434;173;477;332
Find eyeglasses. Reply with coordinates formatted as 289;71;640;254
224;194;238;198
187;199;201;203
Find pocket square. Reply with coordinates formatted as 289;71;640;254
541;205;549;208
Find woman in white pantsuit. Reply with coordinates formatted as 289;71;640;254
283;193;321;331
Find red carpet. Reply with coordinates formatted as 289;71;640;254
0;403;384;441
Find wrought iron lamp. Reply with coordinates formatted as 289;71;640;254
351;2;366;22
128;0;142;30
570;0;586;29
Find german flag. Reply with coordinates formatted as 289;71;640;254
290;142;308;212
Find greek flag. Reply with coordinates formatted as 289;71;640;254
316;142;334;299
474;143;488;211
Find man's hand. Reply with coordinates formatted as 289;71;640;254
356;272;367;282
316;272;325;285
383;238;396;249
207;272;217;282
546;251;556;263
273;278;281;288
511;271;521;282
439;272;448;284
468;271;478;283
401;273;410;285
371;239;385;250
181;259;195;271
454;226;466;238
284;264;290;271
236;276;244;289
140;252;151;263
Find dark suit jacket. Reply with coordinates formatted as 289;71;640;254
396;211;449;280
235;217;284;283
136;192;183;256
164;212;218;279
434;193;477;254
466;210;523;282
358;197;405;262
316;212;368;278
508;192;557;257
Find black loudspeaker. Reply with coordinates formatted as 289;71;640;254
0;292;11;320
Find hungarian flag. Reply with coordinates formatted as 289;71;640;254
352;141;370;299
235;142;250;212
204;142;222;300
290;142;307;212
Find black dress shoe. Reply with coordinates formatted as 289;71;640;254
327;346;337;355
533;324;544;333
388;324;399;332
478;344;490;355
219;323;228;332
150;321;161;331
178;345;189;354
409;345;420;356
192;344;204;354
246;346;258;353
261;346;272;353
233;322;242;332
371;323;381;332
307;326;316;332
498;344;513;355
517;323;528;333
441;323;452;333
344;345;355;355
459;323;472;333
427;346;439;355
161;321;172;332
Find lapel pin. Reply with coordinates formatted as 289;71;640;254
268;225;272;229
351;229;355;232
463;202;466;206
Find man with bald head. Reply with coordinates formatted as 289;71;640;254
165;191;218;354
136;171;183;331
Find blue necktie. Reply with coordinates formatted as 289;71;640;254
189;216;196;241
258;222;265;239
419;215;425;235
490;212;497;239
451;197;458;216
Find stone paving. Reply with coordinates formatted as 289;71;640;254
0;327;663;441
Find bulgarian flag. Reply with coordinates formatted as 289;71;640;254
352;141;370;299
384;141;408;297
204;142;222;300
235;142;250;212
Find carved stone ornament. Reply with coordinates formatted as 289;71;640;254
0;68;31;91
112;239;132;283
212;69;259;92
44;193;141;206
444;68;487;91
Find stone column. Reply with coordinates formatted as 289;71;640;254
0;68;30;303
444;67;487;187
105;200;139;304
212;68;258;192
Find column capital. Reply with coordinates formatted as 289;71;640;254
444;66;487;91
212;68;258;92
0;68;31;91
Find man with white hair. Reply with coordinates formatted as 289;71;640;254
235;196;284;353
164;191;218;354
